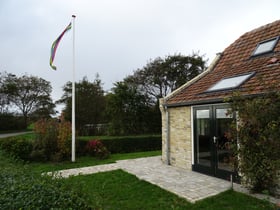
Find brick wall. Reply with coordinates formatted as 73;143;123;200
160;99;192;170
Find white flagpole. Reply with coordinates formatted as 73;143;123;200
71;15;76;162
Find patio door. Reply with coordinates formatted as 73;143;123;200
193;105;236;181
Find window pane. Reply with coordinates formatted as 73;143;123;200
196;108;210;166
216;108;232;119
253;37;278;56
207;72;254;92
197;109;209;119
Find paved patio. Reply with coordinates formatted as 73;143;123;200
52;156;231;203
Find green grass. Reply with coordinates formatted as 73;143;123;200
0;132;35;140
194;189;275;210
30;150;161;173
65;169;193;209
16;132;35;139
0;130;33;135
0;150;276;209
78;134;161;141
64;169;275;210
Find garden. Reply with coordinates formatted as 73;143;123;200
0;150;275;209
0;120;277;209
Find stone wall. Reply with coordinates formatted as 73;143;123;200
160;100;192;170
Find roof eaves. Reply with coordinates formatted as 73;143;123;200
165;98;224;107
164;91;276;108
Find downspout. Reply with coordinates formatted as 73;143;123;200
165;105;170;165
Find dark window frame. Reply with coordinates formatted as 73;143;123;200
251;36;279;57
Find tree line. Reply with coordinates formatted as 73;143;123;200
0;53;207;135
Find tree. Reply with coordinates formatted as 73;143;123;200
126;53;207;102
106;81;157;135
58;75;106;135
112;53;207;135
0;72;10;114
0;73;55;127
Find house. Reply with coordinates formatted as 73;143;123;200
159;20;280;181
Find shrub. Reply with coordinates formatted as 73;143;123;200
86;140;110;159
32;119;72;162
78;135;161;155
0;152;90;209
57;121;72;159
0;136;33;160
101;135;161;153
230;91;280;194
0;113;26;131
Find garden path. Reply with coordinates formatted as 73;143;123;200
51;156;232;203
51;156;280;204
0;132;32;139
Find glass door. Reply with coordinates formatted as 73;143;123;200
193;107;214;176
193;105;236;180
214;106;235;180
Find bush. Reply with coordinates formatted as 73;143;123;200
0;113;26;131
0;152;90;209
78;135;161;155
57;121;72;159
32;119;72;162
102;135;161;153
86;139;110;159
0;136;33;160
230;91;280;194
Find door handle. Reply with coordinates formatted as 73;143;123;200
213;136;217;144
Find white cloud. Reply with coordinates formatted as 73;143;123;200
1;0;280;113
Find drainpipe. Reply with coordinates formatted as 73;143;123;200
165;105;170;165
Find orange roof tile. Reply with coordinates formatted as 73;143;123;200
166;20;280;106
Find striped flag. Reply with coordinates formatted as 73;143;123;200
50;22;72;70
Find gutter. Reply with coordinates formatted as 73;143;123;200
165;92;271;108
166;98;224;108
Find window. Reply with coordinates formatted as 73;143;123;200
196;109;209;119
207;72;255;92
252;37;279;56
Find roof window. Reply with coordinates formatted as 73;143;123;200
207;72;255;92
252;37;279;56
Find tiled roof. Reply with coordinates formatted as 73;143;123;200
165;20;280;106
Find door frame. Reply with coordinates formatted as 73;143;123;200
192;103;237;181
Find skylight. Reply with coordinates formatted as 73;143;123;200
252;37;279;56
207;72;255;92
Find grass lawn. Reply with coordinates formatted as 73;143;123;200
0;149;276;209
30;150;162;173
64;169;275;210
0;129;32;134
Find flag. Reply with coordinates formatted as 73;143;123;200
50;22;72;70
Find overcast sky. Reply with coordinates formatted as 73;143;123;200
1;0;280;113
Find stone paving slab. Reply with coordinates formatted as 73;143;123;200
49;156;280;204
52;156;232;203
116;156;231;203
50;163;120;177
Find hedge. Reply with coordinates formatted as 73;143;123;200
0;135;162;161
0;136;33;160
77;135;161;155
0;114;26;131
0;152;90;209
